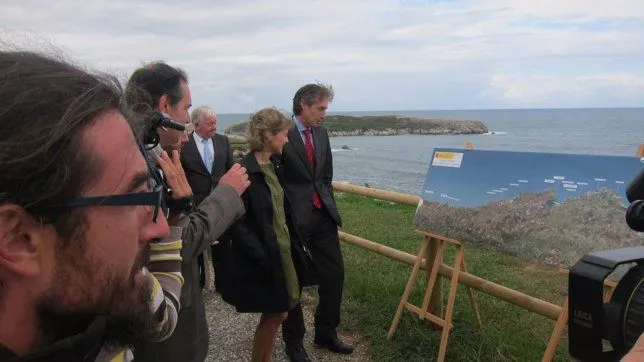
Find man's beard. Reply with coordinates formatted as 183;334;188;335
159;131;184;154
36;243;154;350
163;139;184;154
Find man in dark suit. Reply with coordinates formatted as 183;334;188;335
180;105;234;291
280;83;354;361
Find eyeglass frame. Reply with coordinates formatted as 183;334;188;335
50;184;168;223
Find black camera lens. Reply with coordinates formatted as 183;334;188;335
626;200;644;232
143;112;186;149
627;169;644;203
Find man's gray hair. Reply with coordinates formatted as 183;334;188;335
191;106;216;126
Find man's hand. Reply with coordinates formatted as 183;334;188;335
157;150;192;199
219;163;250;196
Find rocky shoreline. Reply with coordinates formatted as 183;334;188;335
326;116;488;137
328;126;484;137
225;115;488;137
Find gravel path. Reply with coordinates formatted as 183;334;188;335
203;270;373;362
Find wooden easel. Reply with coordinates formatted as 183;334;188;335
387;230;482;362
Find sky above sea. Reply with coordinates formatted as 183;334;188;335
2;1;643;113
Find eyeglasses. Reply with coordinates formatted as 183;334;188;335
54;184;168;223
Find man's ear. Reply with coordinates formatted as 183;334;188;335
158;94;170;114
0;204;47;277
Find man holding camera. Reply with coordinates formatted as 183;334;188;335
126;62;249;362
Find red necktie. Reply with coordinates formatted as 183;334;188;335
304;129;322;209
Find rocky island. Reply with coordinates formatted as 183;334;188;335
224;115;488;137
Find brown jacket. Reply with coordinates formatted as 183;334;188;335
133;180;245;362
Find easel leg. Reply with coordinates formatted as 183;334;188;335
425;238;443;319
420;239;445;321
437;244;464;362
604;283;616;302
461;258;483;327
387;237;431;340
542;298;568;362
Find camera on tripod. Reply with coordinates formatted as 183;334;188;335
569;168;644;361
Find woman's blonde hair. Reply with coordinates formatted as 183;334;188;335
246;108;292;152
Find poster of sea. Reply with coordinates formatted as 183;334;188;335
412;148;644;269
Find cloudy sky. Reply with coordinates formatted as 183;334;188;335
2;0;644;113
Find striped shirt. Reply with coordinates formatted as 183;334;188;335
96;226;184;362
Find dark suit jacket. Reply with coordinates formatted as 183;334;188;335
281;123;342;228
181;132;234;206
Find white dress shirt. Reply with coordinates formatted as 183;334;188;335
192;132;214;171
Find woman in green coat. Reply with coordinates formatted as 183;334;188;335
222;108;315;362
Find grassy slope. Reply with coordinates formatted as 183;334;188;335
334;193;571;361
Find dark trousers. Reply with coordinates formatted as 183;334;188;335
198;244;224;291
210;243;223;292
282;206;345;343
198;253;206;289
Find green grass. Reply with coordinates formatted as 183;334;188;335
334;193;571;361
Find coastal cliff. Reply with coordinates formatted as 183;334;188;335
224;115;488;136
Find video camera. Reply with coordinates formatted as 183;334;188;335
139;111;194;215
142;111;186;150
569;168;644;361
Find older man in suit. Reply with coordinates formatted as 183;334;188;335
181;106;234;291
280;83;354;362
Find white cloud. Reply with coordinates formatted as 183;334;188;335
483;0;644;20
486;73;644;106
1;0;643;111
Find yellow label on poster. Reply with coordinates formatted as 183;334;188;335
432;152;463;168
